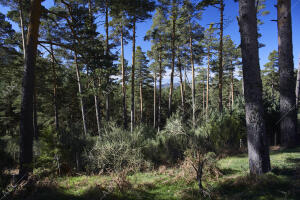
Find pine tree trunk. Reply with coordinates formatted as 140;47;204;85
278;0;297;147
19;0;42;178
238;0;271;175
94;82;101;136
295;59;300;108
231;69;234;108
206;47;210;116
190;31;195;128
131;16;136;132
218;0;224;112
153;72;157;128
139;79;143;123
74;52;87;136
105;1;110;121
158;51;162;131
121;30;127;129
50;44;59;131
178;55;185;112
168;2;176;117
19;0;26;60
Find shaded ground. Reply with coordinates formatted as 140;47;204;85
5;147;300;200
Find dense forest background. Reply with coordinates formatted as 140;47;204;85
0;0;300;199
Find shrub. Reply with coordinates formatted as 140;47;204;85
84;123;152;173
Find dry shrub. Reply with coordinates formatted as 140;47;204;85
110;168;132;192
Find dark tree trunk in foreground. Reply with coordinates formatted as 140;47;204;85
238;0;271;175
278;0;297;147
19;0;42;178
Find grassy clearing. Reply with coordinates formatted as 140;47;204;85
15;147;300;200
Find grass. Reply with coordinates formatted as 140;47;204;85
13;147;300;200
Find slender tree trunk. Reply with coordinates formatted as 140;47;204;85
231;69;234;109
19;0;42;178
278;0;297;147
158;52;162;131
139;77;143;123
50;44;59;131
121;29;127;129
295;58;300;108
168;2;176;117
218;0;224;112
74;52;87;136
206;47;210;116
153;72;157;128
238;0;271;175
105;1;110;121
190;28;195;128
131;16;136;132
93;81;101;136
202;74;205;114
19;0;26;60
178;55;185;111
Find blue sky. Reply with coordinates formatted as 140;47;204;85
1;0;299;74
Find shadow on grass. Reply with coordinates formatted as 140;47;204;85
212;172;300;200
220;168;239;176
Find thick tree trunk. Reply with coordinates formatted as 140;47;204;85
19;0;42;178
218;0;224;112
50;44;59;130
238;0;271;175
168;2;176;117
131;16;136;132
121;30;127;129
278;0;297;147
74;52;88;136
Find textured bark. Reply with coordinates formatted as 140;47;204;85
238;0;271;175
131;16;136;132
74;52;87;136
19;0;42;178
121;30;127;129
50;44;59;130
168;1;176;117
278;0;297;147
139;76;143;123
218;0;224;112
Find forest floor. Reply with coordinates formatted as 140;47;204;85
12;147;300;200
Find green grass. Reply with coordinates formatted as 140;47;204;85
15;147;300;200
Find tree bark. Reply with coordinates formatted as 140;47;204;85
74;51;88;136
218;0;224;112
296;58;300;108
19;0;42;178
278;0;297;147
206;46;210;117
238;0;271;175
178;54;185;112
139;73;143;123
131;16;136;132
153;72;157;128
190;28;195;128
105;0;110;121
19;0;26;60
168;1;176;117
158;51;162;131
50;43;59;131
121;29;127;129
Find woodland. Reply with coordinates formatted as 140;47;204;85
0;0;300;199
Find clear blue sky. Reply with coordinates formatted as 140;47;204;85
1;0;299;70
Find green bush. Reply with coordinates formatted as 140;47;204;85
84;123;152;173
